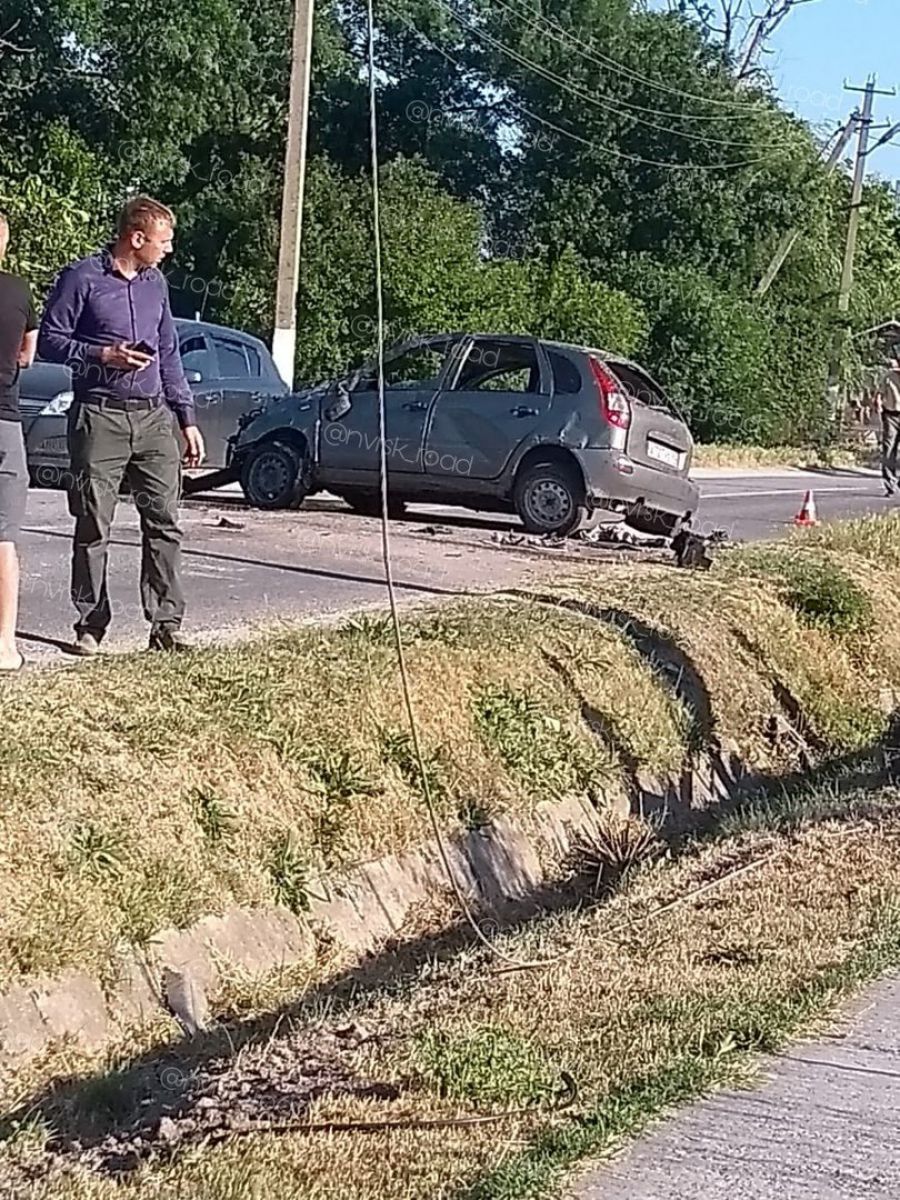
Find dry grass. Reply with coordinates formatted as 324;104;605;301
692;442;873;470
3;516;900;991
4;785;900;1199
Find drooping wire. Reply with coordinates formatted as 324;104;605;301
385;1;786;172
487;0;775;114
431;0;791;152
364;0;570;971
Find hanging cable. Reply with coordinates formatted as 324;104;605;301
385;2;784;172
364;0;572;971
487;0;775;114
431;0;792;152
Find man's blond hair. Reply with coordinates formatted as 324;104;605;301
117;195;176;237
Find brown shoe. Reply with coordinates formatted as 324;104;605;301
148;628;194;653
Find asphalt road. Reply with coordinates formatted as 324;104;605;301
575;973;900;1199
13;467;892;661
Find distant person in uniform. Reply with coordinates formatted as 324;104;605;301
38;196;205;655
877;353;900;497
0;213;37;672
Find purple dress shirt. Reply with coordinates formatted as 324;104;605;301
38;248;196;429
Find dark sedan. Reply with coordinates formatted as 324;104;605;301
20;319;287;486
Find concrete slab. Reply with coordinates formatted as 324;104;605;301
574;974;900;1200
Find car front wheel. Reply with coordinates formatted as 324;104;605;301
240;441;307;510
513;460;587;536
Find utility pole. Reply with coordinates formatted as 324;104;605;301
272;0;315;389
755;115;858;298
826;76;896;405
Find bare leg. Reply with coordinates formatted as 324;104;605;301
0;541;20;668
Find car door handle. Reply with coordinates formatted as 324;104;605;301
510;405;538;417
402;400;428;412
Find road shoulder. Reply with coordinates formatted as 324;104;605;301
575;974;900;1200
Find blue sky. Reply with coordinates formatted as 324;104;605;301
770;0;900;180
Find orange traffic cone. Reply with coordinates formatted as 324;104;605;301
793;489;818;527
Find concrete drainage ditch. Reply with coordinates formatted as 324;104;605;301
0;744;759;1074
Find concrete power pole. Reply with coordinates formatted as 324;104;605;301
826;77;895;404
272;0;315;389
755;115;858;299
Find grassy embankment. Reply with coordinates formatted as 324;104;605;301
2;515;900;1194
0;514;898;993
2;783;900;1199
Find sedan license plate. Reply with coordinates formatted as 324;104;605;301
647;439;681;469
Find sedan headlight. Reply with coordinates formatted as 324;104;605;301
40;390;74;416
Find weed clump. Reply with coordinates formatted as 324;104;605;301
756;552;873;635
413;1024;554;1106
473;683;598;800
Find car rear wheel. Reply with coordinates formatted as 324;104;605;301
341;489;407;519
513;459;587;537
240;441;307;510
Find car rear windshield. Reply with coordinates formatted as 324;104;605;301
608;362;668;409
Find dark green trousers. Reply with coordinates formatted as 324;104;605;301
67;401;184;639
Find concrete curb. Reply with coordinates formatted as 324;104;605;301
0;736;765;1073
691;466;880;480
0;793;610;1071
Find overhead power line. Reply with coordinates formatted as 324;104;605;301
432;0;789;152
489;0;774;114
488;0;773;122
387;2;788;172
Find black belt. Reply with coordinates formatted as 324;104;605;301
78;394;165;412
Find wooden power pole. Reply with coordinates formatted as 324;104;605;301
272;0;315;389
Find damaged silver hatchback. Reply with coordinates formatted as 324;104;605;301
227;333;700;538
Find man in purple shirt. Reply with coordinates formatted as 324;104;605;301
39;196;205;655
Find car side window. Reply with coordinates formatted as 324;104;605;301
213;337;251;378
179;334;216;381
382;343;452;390
453;341;542;394
548;351;582;395
245;344;262;378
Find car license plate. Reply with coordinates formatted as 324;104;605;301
647;440;681;469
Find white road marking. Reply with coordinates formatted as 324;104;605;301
699;486;880;500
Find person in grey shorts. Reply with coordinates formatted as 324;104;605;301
0;213;37;672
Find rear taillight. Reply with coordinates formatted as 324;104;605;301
589;357;631;430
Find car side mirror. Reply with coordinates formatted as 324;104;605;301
324;380;352;422
185;370;203;384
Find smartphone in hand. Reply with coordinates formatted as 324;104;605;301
130;340;155;357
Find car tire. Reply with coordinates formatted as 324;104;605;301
513;459;587;537
240;441;307;510
28;465;64;489
341;490;407;519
